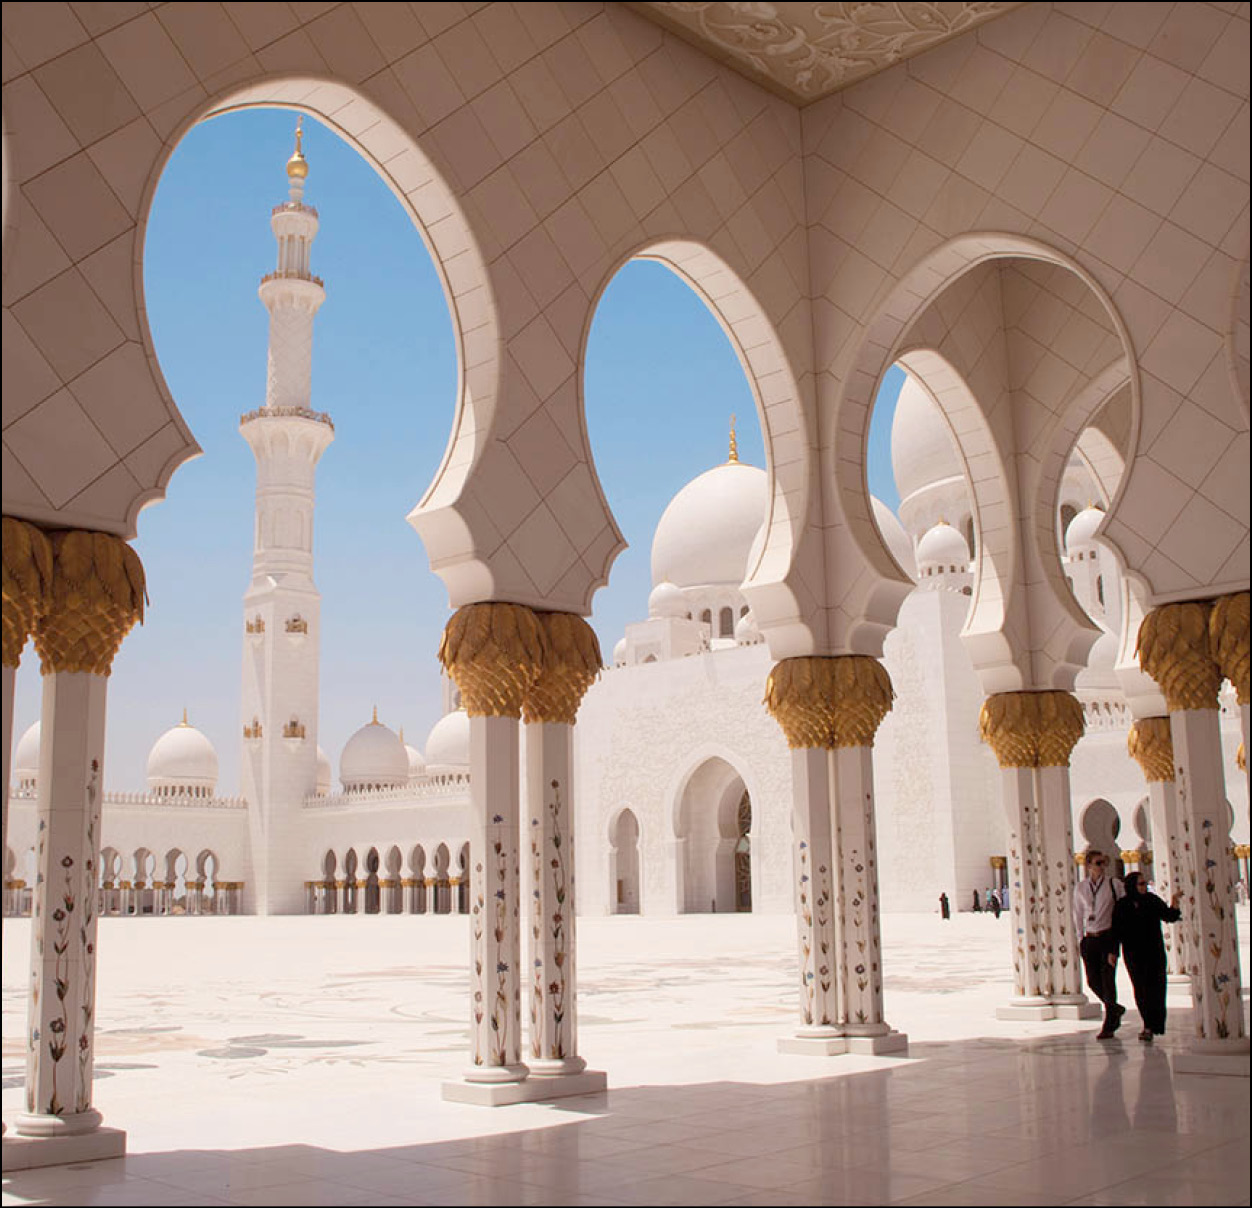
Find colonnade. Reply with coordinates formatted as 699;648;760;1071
2;517;145;1161
304;876;466;915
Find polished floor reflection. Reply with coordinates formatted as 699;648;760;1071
3;912;1248;1206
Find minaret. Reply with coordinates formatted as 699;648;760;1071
238;120;334;915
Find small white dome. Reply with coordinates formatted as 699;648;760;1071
651;461;768;588
613;637;628;666
14;722;40;787
1065;505;1106;554
871;497;916;580
405;742;427;781
917;521;970;569
891;375;963;505
425;708;470;768
648;581;687;618
1076;629;1120;692
340;711;408;790
735;611;760;644
316;745;332;795
147;716;219;796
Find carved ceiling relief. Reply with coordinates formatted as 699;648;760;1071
635;2;1025;102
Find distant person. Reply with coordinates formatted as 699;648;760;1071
1114;871;1182;1043
1074;847;1125;1039
939;892;950;920
972;889;981;913
990;889;1001;920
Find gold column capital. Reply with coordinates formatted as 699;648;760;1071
34;529;146;675
763;655;893;749
523;611;601;725
1128;716;1175;783
2;516;54;668
1210;591;1249;706
1137;600;1222;711
978;690;1084;768
439;602;546;718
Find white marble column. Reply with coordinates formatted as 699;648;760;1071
830;744;907;1053
1138;598;1249;1066
1171;709;1247;1053
1129;718;1190;982
779;747;842;1052
1038;765;1095;1016
996;766;1054;1018
464;712;526;1086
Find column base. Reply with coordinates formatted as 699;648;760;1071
529;1056;587;1077
1167;973;1191;987
996;999;1055;1021
1051;1000;1103;1020
2;1126;126;1170
462;1062;529;1085
442;1069;607;1106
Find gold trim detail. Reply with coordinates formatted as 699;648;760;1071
763;656;894;749
1127;716;1175;783
2;517;54;668
1238;742;1246;774
523;611;601;725
979;691;1084;768
1209;592;1249;706
439;602;546;718
34;530;146;676
1137;601;1222;711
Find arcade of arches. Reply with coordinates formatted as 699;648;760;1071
1;0;1249;1178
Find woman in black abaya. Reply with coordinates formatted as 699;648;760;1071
1113;871;1182;1042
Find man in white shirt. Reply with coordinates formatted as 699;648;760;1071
1073;847;1126;1038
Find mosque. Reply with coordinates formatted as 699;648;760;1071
6;135;1246;929
2;0;1249;1176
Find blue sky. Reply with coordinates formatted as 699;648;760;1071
12;109;904;795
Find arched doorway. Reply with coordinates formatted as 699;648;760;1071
364;847;381;915
674;757;752;914
610;810;641;915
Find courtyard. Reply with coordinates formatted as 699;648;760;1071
2;911;1249;1206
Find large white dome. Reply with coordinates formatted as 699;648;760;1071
890;374;963;505
651;461;768;588
14;721;40;787
871;497;916;580
426;709;470;769
340;712;408;791
147;716;219;797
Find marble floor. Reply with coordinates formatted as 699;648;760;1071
2;911;1249;1206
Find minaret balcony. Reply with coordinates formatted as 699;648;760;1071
258;273;325;315
239;405;334;432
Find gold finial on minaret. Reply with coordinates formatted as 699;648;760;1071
287;116;308;180
728;414;739;463
371;704;379;725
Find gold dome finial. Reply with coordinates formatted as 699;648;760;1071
399;725;405;743
180;707;189;727
728;414;739;463
287;117;308;180
371;704;379;725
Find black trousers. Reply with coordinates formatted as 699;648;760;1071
1080;932;1120;1019
1125;951;1168;1034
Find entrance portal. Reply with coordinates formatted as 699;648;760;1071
674;758;752;914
